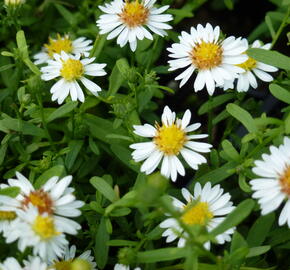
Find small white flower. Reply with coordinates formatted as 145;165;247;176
5;205;68;262
250;137;290;227
0;256;51;270
160;182;235;249
167;23;248;95
130;106;212;182
234;40;278;92
51;245;97;270
34;34;93;65
97;0;173;51
0;172;84;236
40;51;106;104
114;264;141;270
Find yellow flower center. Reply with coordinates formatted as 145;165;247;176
190;41;223;70
237;56;257;71
45;35;73;58
119;0;149;28
51;260;72;270
279;165;290;195
22;189;53;215
0;210;16;221
181;202;213;226
154;123;186;155
32;215;60;240
60;59;84;81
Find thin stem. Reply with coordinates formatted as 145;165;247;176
271;6;290;48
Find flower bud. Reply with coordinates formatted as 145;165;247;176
118;247;136;265
71;259;91;270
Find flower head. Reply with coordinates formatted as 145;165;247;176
97;0;173;51
34;34;93;65
40;51;106;104
130;106;212;181
160;182;235;249
167;23;248;95
51;245;97;270
250;137;290;227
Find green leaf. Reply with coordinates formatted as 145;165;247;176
246;213;275;247
34;165;65;189
89;35;107;59
65;140;83;171
231;232;248;253
90;176;118;202
107;240;138;246
269;83;290;104
227;103;258;133
46;101;78;123
265;14;276;38
247;48;290;70
224;0;234;9
246;246;271;258
211;199;255;236
198;93;234;115
0;143;8;166
221;140;240;161
0;187;20;198
95;217;110;269
54;4;76;25
0;64;15;72
136;248;186;263
110;207;131;217
285;113;290;134
16;30;29;59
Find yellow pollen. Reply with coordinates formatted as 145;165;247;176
279;165;290;195
32;215;60;240
181;202;213;226
45;34;73;58
22;190;53;215
60;59;84;81
190;41;223;70
119;0;149;28
0;210;16;221
237;56;257;71
154;123;186;155
51;260;72;270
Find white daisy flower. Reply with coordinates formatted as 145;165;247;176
167;23;248;95
40;51;107;104
234;40;278;92
51;245;97;270
0;256;51;270
130;106;212;182
34;34;93;65
97;0;173;51
114;264;141;270
5;205;68;262
250;137;290;227
160;182;235;249
0;172;84;236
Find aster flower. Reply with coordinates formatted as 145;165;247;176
5;206;68;261
130;106;212;182
40;51;106;104
114;264;141;270
34;34;93;65
0;172;84;236
167;23;248;95
234;40;278;92
160;182;235;249
0;256;51;270
97;0;173;51
51;245;97;270
250;137;290;227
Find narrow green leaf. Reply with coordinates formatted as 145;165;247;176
107;240;138;246
0;187;20;198
137;248;186;263
65;140;83;171
54;4;76;25
221;139;240;161
107;59;127;97
269;83;290;104
34;165;65;189
89;35;106;59
246;213;275;247
265;15;276;38
246;246;271;258
0;143;8;166
211;199;255;236
110;207;131;217
16;30;29;59
227;103;258;133
95;217;110;269
247;48;290;70
285;113;290;134
0;64;15;72
46;101;78;123
90;176;118;202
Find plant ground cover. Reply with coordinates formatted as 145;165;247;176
0;0;290;269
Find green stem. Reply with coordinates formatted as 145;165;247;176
207;96;214;143
271;6;290;48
